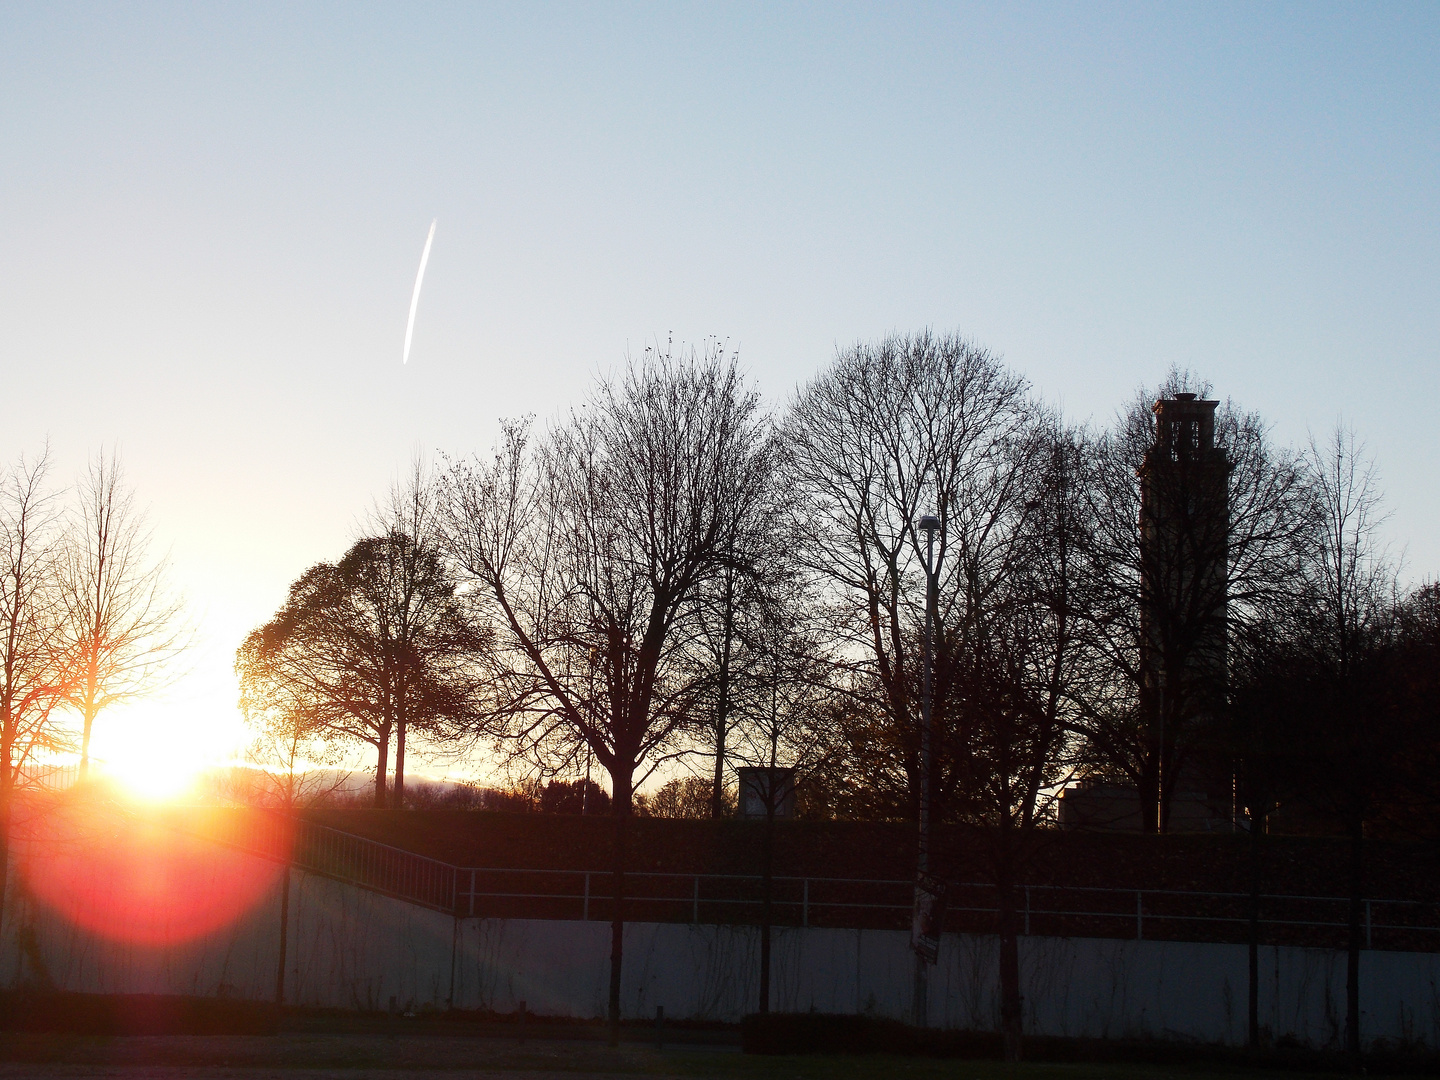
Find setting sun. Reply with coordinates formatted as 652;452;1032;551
87;704;238;803
101;749;200;801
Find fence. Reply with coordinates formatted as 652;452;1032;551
15;762;83;793
201;809;457;914
452;868;1440;952
200;812;1440;953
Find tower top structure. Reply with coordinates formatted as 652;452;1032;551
1147;393;1223;466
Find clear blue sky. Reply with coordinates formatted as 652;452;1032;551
3;3;1437;770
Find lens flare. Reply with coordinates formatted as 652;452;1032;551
21;798;290;946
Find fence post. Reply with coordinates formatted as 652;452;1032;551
803;879;809;928
583;872;590;921
1136;891;1143;940
1024;886;1030;936
693;876;700;923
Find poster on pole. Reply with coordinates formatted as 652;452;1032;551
910;872;946;964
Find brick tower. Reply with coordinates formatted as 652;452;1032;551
1138;393;1230;829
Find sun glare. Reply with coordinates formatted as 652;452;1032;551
90;709;222;803
104;749;201;801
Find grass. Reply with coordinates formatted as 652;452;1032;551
0;1034;1424;1079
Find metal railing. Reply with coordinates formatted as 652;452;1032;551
207;812;1440;951
450;868;1440;950
199;811;458;914
15;762;82;793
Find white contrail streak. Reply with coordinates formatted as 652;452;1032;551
402;219;437;365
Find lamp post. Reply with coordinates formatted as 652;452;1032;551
913;513;941;1027
1155;669;1166;834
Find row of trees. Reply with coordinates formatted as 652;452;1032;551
0;448;185;936
237;334;1437;1054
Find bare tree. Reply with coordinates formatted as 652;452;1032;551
787;332;1077;1057
60;450;187;779
1216;426;1415;1059
366;458;481;807
941;421;1090;1061
729;589;836;1015
441;342;771;1042
1224;610;1312;1051
0;447;73;939
782;331;1036;826
1295;423;1396;1059
691;472;793;820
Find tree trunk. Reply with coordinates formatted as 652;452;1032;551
79;697;99;780
710;699;727;819
0;758;11;946
373;724;391;809
1247;811;1262;1050
759;802;775;1013
393;714;407;810
274;864;291;1006
711;576;734;820
608;772;632;1046
1346;809;1364;1058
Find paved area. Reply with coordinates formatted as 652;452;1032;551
0;1036;747;1080
0;1034;1369;1080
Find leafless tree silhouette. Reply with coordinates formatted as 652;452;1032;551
1296;424;1397;1059
59;449;187;780
0;447;73;939
440;341;772;1043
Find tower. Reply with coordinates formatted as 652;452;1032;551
1138;393;1230;827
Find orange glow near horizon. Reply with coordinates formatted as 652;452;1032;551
84;698;248;802
101;751;203;802
22;797;289;946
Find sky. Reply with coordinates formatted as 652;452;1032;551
3;2;1437;784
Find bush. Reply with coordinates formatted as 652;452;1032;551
741;1013;999;1057
0;992;277;1035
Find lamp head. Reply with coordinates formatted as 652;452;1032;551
917;514;941;535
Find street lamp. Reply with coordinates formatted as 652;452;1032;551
1155;668;1166;834
913;513;941;1027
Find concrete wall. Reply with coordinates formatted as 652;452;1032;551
6;851;1439;1049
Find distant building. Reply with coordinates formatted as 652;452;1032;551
1064;392;1234;832
737;766;796;819
1139;392;1230;745
1057;779;1234;833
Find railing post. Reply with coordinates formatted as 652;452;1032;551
1136;891;1143;940
803;879;809;928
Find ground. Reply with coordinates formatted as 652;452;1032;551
0;1035;1404;1080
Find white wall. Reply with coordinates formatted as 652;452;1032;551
6;851;1439;1049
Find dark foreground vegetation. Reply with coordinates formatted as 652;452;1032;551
0;994;1438;1078
743;1013;1440;1075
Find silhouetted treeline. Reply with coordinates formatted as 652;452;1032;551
235;332;1438;1057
